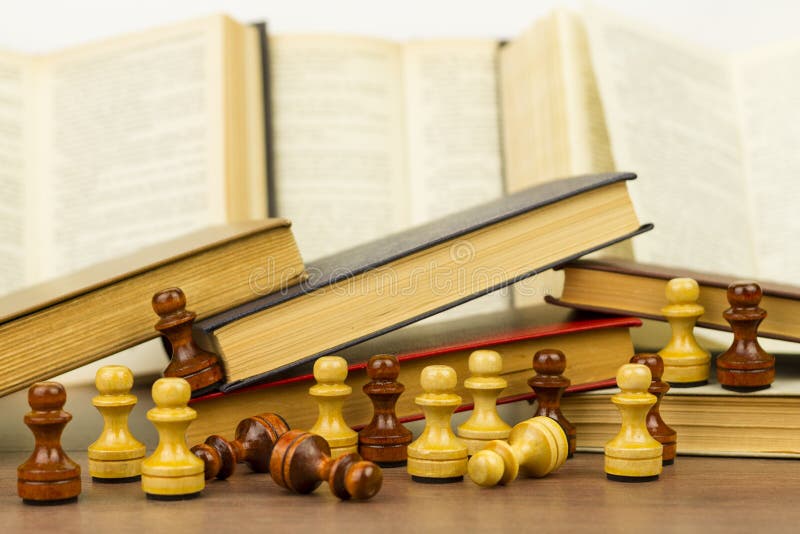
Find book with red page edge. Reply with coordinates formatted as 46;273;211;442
186;308;639;439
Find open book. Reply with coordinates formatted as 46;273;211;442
267;8;799;285
0;15;268;296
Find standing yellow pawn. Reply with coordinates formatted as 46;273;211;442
659;278;711;386
141;377;204;499
604;364;663;482
88;366;146;482
407;365;467;483
457;350;512;456
309;356;358;458
467;416;567;488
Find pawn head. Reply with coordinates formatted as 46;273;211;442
727;281;762;308
152;377;191;408
629;353;663;381
366;354;400;381
152;287;187;317
468;449;505;487
420;365;457;393
468;350;503;377
95;365;134;395
616;363;652;393
533;349;566;375
28;381;67;411
665;277;700;305
344;460;383;500
314;356;348;384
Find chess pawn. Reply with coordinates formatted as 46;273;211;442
88;366;146;481
717;282;775;389
141;377;205;499
17;382;81;504
605;364;663;482
269;430;383;500
358;354;413;466
630;354;677;465
309;356;358;458
528;349;576;458
467;416;568;488
407;365;468;483
457;350;512;456
191;412;290;480
658;278;711;386
153;287;224;396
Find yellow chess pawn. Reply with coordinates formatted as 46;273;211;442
467;416;567;488
88;366;146;482
407;365;468;483
457;350;512;456
309;356;358;458
141;377;204;499
658;278;711;386
604;364;663;482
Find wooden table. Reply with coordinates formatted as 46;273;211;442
2;451;799;532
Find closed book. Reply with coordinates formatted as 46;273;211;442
547;259;800;342
560;360;800;458
194;172;651;391
0;220;305;397
186;306;640;444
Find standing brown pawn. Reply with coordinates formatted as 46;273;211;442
191;412;290;480
358;355;413;467
18;382;81;504
153;287;224;396
528;349;576;458
717;282;775;389
630;354;677;465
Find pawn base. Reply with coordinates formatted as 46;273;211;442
717;366;774;389
376;460;407;468
411;475;463;484
146;491;202;501
662;459;675;466
92;475;141;483
606;473;659;483
22;495;79;506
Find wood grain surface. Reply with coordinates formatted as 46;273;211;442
2;451;799;532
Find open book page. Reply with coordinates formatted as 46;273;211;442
34;17;230;280
269;35;407;261
734;42;800;281
0;52;34;294
583;6;757;277
403;39;509;316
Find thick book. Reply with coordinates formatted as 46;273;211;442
560;360;800;458
0;220;305;397
0;15;269;296
186;306;640;444
194;172;651;391
547;259;800;343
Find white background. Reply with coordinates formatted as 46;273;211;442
1;0;799;55
2;0;798;449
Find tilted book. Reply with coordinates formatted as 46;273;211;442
193;172;651;391
547;259;800;343
0;220;305;397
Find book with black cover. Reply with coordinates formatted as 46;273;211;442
194;172;652;391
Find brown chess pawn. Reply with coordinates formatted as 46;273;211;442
528;349;576;458
358;355;413;467
153;287;224;395
270;430;383;500
191;413;290;480
630;354;678;465
17;382;81;504
717;282;775;389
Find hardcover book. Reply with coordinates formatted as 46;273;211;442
193;172;650;391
